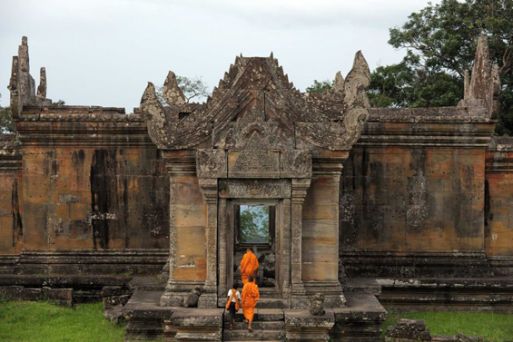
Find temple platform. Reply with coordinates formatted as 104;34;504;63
123;277;386;341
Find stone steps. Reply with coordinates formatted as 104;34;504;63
224;308;284;322
253;298;285;308
227;340;282;342
223;307;285;341
228;321;284;330
223;329;284;341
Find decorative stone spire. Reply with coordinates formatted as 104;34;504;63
459;34;500;117
344;51;371;109
491;63;501;117
463;69;471;99
333;71;345;93
162;71;186;106
469;35;491;99
37;67;47;99
17;36;36;104
8;56;20;113
140;82;160;111
141;82;169;148
8;36;51;115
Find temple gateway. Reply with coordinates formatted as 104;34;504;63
1;37;513;341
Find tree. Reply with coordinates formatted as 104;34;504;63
239;205;270;243
306;80;333;94
368;61;463;108
157;75;209;104
176;76;209;103
370;0;513;134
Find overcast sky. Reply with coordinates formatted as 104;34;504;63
0;0;440;111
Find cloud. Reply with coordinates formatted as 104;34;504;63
0;0;440;109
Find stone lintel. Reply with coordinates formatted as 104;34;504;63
197;148;312;179
219;179;291;199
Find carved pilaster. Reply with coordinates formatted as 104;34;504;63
161;152;197;307
217;198;228;301
280;198;292;298
290;178;311;307
198;178;218;308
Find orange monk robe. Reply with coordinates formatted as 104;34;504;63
241;281;260;322
240;250;259;285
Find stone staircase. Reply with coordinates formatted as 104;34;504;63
222;308;285;341
222;288;286;341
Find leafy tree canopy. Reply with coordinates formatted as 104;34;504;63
239;205;269;244
306;80;333;94
157;75;209;104
369;0;513;134
176;75;209;103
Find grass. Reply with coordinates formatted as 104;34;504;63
0;301;125;342
3;301;513;342
383;311;513;342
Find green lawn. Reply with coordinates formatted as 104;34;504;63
0;301;125;342
383;311;513;342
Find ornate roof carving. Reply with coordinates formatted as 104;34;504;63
141;52;371;151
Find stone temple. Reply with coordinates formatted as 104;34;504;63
1;36;512;341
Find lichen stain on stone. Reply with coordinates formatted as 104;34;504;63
90;149;118;249
11;178;23;245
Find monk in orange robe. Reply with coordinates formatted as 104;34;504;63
241;275;260;332
240;247;259;285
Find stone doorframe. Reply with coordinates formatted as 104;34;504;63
216;179;310;306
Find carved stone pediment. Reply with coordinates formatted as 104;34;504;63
212;106;294;150
196;148;311;179
141;52;371;153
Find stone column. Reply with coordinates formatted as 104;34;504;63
217;197;227;302
198;178;218;308
160;152;197;306
290;178;311;307
304;155;346;307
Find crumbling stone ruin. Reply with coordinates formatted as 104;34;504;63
385;319;432;341
1;36;512;341
384;319;486;342
183;286;202;308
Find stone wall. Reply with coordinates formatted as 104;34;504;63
342;146;485;252
485;137;513;275
0;134;21;254
339;107;503;277
0;107;169;276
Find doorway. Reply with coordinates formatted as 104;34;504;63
233;204;276;288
